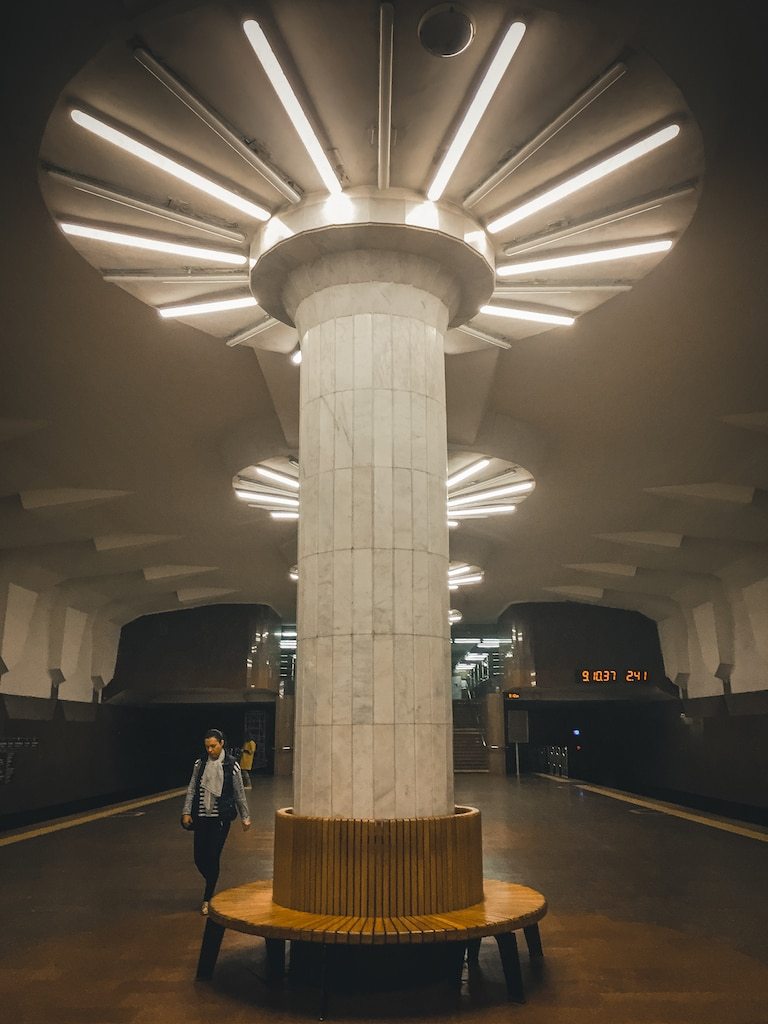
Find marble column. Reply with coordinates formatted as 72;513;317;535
287;250;453;819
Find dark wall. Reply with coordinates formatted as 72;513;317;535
500;602;667;694
0;695;252;829
108;604;252;700
514;697;768;824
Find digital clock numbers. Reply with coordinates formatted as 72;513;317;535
579;669;650;683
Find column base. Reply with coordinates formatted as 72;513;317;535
272;805;483;915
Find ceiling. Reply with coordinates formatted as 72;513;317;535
1;1;767;689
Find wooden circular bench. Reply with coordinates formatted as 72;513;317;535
197;878;547;1017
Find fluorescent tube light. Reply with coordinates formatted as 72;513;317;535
243;20;341;195
270;510;300;520
234;489;299;508
448;610;463;624
70;109;270;221
453;639;482;645
448;565;474;578
289;570;299;581
60;223;246;264
159;296;258;318
447;520;460;529
282;630;297;638
480;305;575;326
257;466;300;490
450;574;484;586
487;123;681;234
496;240;673;276
427;21;526;201
446;458;490;490
449;505;517;518
449;584;459;591
449;481;534;507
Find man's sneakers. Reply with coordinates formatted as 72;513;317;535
201;900;209;916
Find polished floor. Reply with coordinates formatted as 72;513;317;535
1;774;767;1023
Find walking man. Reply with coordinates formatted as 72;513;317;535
181;728;250;915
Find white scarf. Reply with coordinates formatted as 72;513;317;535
200;749;225;813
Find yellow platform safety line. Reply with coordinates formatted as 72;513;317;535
0;787;186;847
535;773;768;843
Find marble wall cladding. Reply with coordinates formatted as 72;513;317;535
294;277;453;819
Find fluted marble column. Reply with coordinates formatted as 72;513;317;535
287;250;453;819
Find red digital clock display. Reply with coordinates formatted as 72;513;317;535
579;669;650;683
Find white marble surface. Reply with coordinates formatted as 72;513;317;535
292;262;453;819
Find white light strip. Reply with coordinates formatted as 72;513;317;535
453;639;482;645
270;510;300;520
159;296;258;318
487;123;680;234
282;630;297;638
446;458;491;490
447;520;460;529
448;564;473;578
427;21;526;201
480;305;575;326
496;240;673;277
450;574;484;586
256;466;300;490
234;489;299;508
243;20;341;195
449;481;534;507
450;505;517;518
60;223;247;264
70;109;271;221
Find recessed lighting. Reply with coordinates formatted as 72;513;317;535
243;20;341;195
234;489;299;508
449;504;517;518
496;240;674;277
256;466;300;490
479;305;575;326
449;481;533;507
59;223;247;264
427;21;526;201
70;109;271;221
446;458;490;489
487;123;680;234
159;296;258;318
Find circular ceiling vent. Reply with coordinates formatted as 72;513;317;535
418;4;475;57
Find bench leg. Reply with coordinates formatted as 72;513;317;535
265;937;286;981
196;920;225;980
523;923;543;959
448;940;467;990
318;943;334;1021
495;932;525;1003
466;937;482;966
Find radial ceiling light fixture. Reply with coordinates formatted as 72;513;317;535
446;458;491;490
256;466;300;490
427;20;526;201
159;295;258;318
243;20;341;195
496;239;673;277
59;223;247;264
69;109;271;221
479;305;575;326
486;123;681;234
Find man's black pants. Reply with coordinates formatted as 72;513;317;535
193;817;231;900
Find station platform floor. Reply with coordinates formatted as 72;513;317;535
1;774;767;1023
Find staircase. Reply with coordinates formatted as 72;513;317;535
453;700;489;772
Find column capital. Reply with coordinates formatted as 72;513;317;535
250;187;494;331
